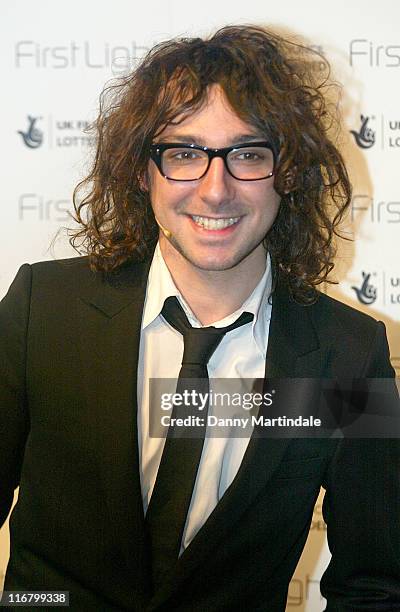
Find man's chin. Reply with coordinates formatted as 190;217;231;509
161;233;266;274
176;247;256;273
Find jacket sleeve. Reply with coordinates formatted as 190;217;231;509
320;320;400;610
0;264;32;527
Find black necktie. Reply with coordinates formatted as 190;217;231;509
145;295;253;589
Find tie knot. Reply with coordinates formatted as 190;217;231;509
161;296;253;370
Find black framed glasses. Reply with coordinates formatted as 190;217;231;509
149;142;276;181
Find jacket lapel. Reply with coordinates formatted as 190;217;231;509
264;276;322;379
150;274;324;606
76;258;152;585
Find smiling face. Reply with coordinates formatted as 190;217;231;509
146;85;281;281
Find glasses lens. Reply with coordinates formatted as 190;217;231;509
162;147;209;180
227;146;274;179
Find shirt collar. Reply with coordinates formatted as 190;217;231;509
142;242;272;356
141;242;180;329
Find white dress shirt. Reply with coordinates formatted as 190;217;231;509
137;243;272;552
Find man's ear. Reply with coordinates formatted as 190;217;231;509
139;169;149;192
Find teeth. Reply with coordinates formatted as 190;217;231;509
191;215;240;230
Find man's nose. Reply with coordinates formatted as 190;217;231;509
196;157;235;205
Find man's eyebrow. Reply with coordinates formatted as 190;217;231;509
156;133;266;146
232;134;267;144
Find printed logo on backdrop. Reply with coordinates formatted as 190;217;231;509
349;39;400;68
15;40;151;75
351;195;400;224
351;272;377;305
389;276;400;305
17;116;94;149
18;193;70;222
350;114;400;150
350;115;375;149
288;574;326;608
350;271;400;307
17;115;43;149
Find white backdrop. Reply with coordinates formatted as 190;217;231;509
1;2;399;610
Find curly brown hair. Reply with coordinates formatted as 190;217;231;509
71;24;351;303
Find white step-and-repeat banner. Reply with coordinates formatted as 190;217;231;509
1;2;399;610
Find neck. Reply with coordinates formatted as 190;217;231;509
159;238;267;326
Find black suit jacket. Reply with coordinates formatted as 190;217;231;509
1;256;399;611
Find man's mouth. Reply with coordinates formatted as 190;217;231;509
190;215;240;230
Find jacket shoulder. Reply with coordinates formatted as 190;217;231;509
309;291;388;373
30;255;91;277
26;255;151;308
311;290;380;332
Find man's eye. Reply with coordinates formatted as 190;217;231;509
234;151;262;161
168;149;200;161
177;151;196;160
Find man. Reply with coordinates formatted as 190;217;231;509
1;25;399;611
